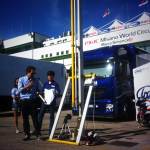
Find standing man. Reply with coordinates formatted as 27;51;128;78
18;66;40;141
38;70;61;136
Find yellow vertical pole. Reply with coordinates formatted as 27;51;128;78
71;0;75;108
74;0;78;109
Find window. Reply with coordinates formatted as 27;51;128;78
63;39;67;43
61;51;64;55
118;61;127;76
57;40;62;44
84;63;113;77
50;43;54;46
116;59;129;80
56;52;59;56
45;54;48;58
41;55;44;59
50;53;52;57
66;50;69;54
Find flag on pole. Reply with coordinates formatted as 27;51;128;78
138;0;149;7
102;8;110;18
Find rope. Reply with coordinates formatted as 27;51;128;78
92;89;96;130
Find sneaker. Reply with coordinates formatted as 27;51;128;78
23;135;30;141
36;135;41;141
16;129;20;134
31;130;37;135
30;130;33;134
32;130;41;136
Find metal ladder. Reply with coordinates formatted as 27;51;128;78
49;74;96;145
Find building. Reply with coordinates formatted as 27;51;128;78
1;12;150;69
0;32;50;55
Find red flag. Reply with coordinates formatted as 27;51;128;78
103;8;110;18
138;0;149;7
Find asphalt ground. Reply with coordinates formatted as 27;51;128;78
0;111;150;150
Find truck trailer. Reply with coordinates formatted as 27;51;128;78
133;62;150;120
0;54;65;111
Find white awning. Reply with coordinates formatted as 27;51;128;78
84;26;101;36
137;12;150;24
108;19;125;31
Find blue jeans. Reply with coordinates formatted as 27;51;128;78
38;103;55;135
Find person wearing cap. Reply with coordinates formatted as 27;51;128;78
38;70;61;136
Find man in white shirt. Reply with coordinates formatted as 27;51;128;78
38;71;60;136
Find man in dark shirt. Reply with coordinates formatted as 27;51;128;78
38;70;60;136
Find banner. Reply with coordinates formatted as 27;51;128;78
83;23;150;51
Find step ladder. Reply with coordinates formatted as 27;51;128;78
48;74;96;145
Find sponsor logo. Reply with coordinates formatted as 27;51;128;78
136;85;150;99
106;104;113;112
134;68;142;74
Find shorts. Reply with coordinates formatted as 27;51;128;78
12;102;21;111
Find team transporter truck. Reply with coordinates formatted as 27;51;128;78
82;45;146;119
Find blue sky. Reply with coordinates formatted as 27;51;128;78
0;0;149;39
